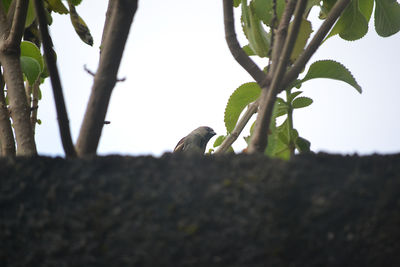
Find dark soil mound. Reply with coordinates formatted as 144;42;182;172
1;153;399;267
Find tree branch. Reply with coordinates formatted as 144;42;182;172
33;0;77;157
281;0;351;91
5;0;29;49
223;0;266;85
215;99;259;154
268;0;296;77
100;0;115;55
76;0;138;156
249;0;307;153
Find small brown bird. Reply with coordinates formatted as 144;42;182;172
173;126;216;154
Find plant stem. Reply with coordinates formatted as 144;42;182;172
34;0;77;158
286;89;295;157
215;99;259;154
248;0;307;153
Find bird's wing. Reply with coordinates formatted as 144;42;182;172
173;137;186;152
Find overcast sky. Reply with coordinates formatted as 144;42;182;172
35;0;400;156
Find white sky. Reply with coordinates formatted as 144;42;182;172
35;0;400;156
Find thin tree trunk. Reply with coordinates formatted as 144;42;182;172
0;0;36;156
76;0;139;156
0;69;16;156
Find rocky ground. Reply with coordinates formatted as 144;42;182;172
1;152;399;267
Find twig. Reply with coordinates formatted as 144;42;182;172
249;0;307;153
281;0;351;91
215;99;259;154
84;64;126;82
6;0;29;49
33;0;77;157
223;0;266;85
83;64;96;76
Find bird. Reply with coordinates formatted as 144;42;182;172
173;126;216;154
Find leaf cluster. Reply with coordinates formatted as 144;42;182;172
216;0;398;158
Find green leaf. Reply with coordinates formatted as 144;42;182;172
319;0;337;19
359;0;374;24
37;119;42;125
302;60;362;93
20;56;41;84
290;18;313;62
69;0;82;6
272;97;288;118
292;97;313;109
47;0;69;14
265;129;291;160
242;44;256;56
21;41;44;71
287;90;303;103
213;135;226;148
295;136;311;153
326;0;369;41
25;0;36;28
241;0;270;57
224;82;261;133
252;0;285;26
234;0;241;7
374;0;400;37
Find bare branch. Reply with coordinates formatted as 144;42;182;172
215;99;259;154
33;0;77;158
84;64;126;82
281;0;351;90
223;0;266;85
249;0;308;153
6;0;29;49
76;0;139;156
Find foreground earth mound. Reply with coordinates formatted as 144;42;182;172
1;153;399;267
